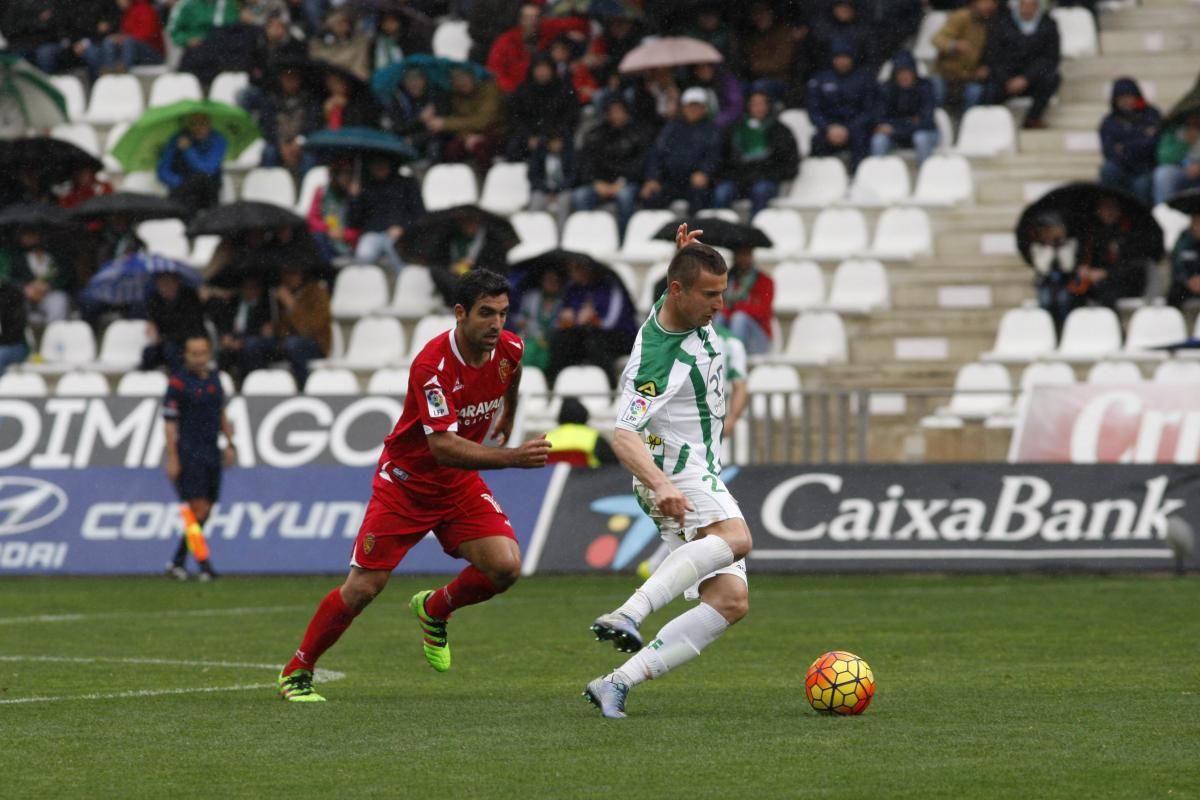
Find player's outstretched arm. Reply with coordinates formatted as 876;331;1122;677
428;430;550;470
612;428;694;525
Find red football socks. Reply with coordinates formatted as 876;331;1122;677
424;566;502;620
284;587;360;675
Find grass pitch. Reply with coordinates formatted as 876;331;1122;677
2;573;1197;799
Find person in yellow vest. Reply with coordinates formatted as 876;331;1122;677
545;397;618;468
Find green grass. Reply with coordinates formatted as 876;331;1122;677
1;574;1197;799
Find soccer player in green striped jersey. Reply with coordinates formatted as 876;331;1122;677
584;227;754;719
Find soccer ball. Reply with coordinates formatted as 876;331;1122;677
805;650;875;715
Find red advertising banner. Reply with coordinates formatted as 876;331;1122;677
1010;384;1200;463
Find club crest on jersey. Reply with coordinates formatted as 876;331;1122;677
498;358;511;383
636;380;658;397
425;387;449;418
363;534;375;555
621;396;651;426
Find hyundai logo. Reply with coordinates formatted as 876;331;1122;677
0;477;68;536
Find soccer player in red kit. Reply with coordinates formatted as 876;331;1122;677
278;269;551;702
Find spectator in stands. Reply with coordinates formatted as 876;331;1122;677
546;33;598;107
240;0;292;28
808;38;876;170
810;0;870;72
528;132;576;228
467;0;523;64
2;0;70;74
641;87;722;215
1072;195;1148;309
625;67;680;131
58;165;113;210
716;245;775;355
424;64;506;173
0;227;72;323
167;0;239;50
485;2;588;94
1098;78;1161;207
986;0;1061;130
738;1;803;102
0;278;29;375
209;274;274;383
1167;211;1200;309
428;209;516;306
587;14;644;96
1027;211;1078;331
682;3;735;61
372;8;433;71
685;62;744;131
545;397;618;468
140;272;206;372
713;90;800;215
571;95;652;236
505;54;579;162
382;66;446;160
307;161;359;264
156;112;227;219
930;0;997;111
83;0;164;75
250;11;307;86
246;60;322;179
347;156;424;273
308;7;370;81
546;256;637;386
871;50;939;165
861;0;925;71
1153;113;1200;205
244;262;331;390
511;266;563;372
320;65;380;129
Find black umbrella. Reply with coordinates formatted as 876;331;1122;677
0;137;104;187
188;201;306;237
652;216;772;250
1015;182;1163;266
400;205;518;267
1168;188;1200;216
71;191;187;223
0;203;75;229
509;248;636;317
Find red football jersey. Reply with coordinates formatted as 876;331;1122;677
379;327;524;495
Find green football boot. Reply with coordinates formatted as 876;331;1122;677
277;669;326;703
410;590;451;672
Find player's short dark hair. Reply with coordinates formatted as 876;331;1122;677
667;243;728;290
454;269;510;312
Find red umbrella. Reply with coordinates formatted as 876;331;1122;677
617;37;722;74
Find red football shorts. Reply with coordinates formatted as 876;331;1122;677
350;468;515;571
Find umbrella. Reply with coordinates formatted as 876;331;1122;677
1015;182;1163;266
82;252;201;307
651;217;772;250
547;0;643;18
371;55;491;98
0;138;103;186
1168;188;1200;216
400;205;518;267
110;99;261;173
509;248;635;310
0;203;75;229
0;54;69;133
618;37;723;74
187;201;306;237
302;126;419;163
70;191;187;223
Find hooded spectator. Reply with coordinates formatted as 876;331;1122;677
871;50;939;165
244;61;322;178
506;54;580;161
347;157;424;273
156;112;227;218
930;0;997;111
716;245;775;355
1154;112;1200;205
425;65;507;173
641;87;723;215
485;2;589;94
808;38;876;169
1167;211;1200;309
713;90;800;215
685;62;744;131
810;0;870;71
986;0;1061;130
572;96;654;235
1098;78;1161;207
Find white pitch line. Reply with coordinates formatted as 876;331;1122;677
0;605;310;626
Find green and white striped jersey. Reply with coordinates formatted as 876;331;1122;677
615;298;728;479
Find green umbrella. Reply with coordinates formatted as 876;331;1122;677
110;99;260;172
0;54;69;134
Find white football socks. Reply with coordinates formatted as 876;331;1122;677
610;602;730;688
616;536;736;624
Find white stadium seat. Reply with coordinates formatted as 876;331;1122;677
778;108;814;158
96;319;151;372
802;208;868;259
49;75;86;120
619;209;676;264
867;207;932;259
326;316;406;369
240;166;297;208
295;166;330;215
116;370;169;397
610;262;638;298
934;108;953;154
747;364;802;421
552;365;613;421
561;210;620;260
955;106;1017;157
507;210;559;262
826;259;890;313
1051;7;1098;58
241;369;297;396
847;156;910;206
982;307;1057;362
771;261;826;314
942;362;1013;419
30;321;97;371
1153;360;1200;384
912;11;948;62
1087;360;1143;384
407;315;457;362
773;157;848;208
208;71;250;105
190;235;221;268
137;219;190;261
422;163;478;211
637;261;670;312
54;371;110;396
751;208;805;262
85;75;145;125
1019;361;1076;392
0;371;48;396
1152;203;1190;252
367;367;410;395
51;123;100;157
304;367;360;395
516;364;552;425
232;137;266;170
1056;306;1122;360
219;371;236;397
148;72;203;107
778;311;848;365
478;162;531;216
1123;305;1186;358
696;208;738;223
330;265;389;320
118;171;168;196
432;19;472;60
388;266;441;319
911;154;974;206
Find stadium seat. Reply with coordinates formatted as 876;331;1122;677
1056;306;1122;360
327;320;344;361
148;72;203;107
387;266;441;319
208;71;249;105
777;311;848;365
54;371;110;396
331;265;389;320
118;171;168;196
912;10;948;61
1152;203;1189;252
0;371;48;396
847;156;911;206
934;108;953;153
778;108;814;158
1086;360;1143;384
911;154;974;206
561;210;620;260
827;259;890;313
96;319;151;372
747;364;802;421
507;210;558;262
219;371;235;397
1153;360;1200;384
422;163;478;211
51;122;100;157
801;208;869;259
49;75;86;120
619;209;676;264
696;208;738;223
771;261;826;314
955;106;1017;157
1019;361;1077;392
232;137;266;171
432;19;472;60
1051;7;1098;58
941;362;1013;419
304;367;360;395
552;365;613;421
982;307;1057;361
637;261;670;312
478;162;531;216
241;369;297;395
867;207;933;259
367;367;410;395
115;370;169;397
85;75;144;125
407;314;457;362
1123;305;1186;359
295;166;329;215
609;262;639;298
29;321;97;372
321;316;406;369
751;208;805;263
136;219;190;261
773;157;848;209
240;166;297;208
190;235;221;268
